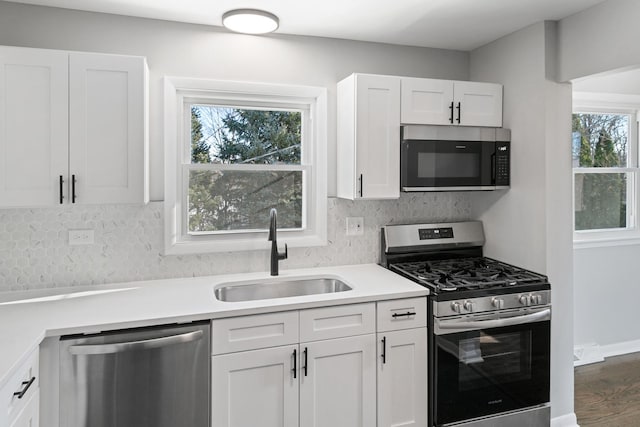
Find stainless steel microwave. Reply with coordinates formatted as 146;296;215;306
400;125;510;192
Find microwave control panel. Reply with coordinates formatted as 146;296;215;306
495;142;510;186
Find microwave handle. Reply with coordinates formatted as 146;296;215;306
491;153;496;184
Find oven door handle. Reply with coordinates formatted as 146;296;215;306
435;308;551;334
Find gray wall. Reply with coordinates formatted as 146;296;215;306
0;0;468;200
558;0;640;81
469;22;575;423
0;1;473;291
559;0;640;357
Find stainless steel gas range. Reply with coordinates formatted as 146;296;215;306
381;221;551;427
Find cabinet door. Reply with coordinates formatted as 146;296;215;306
453;81;503;127
212;345;298;427
69;53;147;204
400;77;454;125
355;74;400;199
377;328;427;427
0;47;68;207
9;390;39;427
300;334;376;427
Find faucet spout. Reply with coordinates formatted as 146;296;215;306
268;208;277;241
268;208;287;276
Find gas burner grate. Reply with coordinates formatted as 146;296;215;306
390;257;547;292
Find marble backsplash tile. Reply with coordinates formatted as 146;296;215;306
0;193;470;291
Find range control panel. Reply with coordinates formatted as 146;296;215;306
419;227;454;240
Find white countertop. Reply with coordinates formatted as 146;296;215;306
0;263;427;389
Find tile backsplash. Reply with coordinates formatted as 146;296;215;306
0;193;470;292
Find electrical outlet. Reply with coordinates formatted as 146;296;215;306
346;217;364;236
69;229;94;246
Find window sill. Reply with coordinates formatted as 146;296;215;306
573;233;640;249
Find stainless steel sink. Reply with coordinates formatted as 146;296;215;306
214;278;352;302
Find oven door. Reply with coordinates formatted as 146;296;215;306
401;139;496;191
432;308;550;426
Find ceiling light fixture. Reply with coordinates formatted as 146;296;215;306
222;9;279;35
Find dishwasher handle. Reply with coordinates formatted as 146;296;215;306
68;330;204;355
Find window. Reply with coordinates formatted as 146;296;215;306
164;78;327;254
572;93;640;245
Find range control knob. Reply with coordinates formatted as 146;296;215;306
519;295;532;306
463;301;474;312
531;294;543;305
491;297;505;309
451;302;462;313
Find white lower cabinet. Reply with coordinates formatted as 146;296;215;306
211;299;427;427
377;328;427;427
1;349;39;427
9;390;39;427
300;335;376;427
212;345;299;427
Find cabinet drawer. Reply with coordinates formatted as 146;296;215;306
300;303;375;342
0;349;39;425
377;298;427;332
212;311;299;355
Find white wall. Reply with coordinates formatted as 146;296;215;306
0;0;468;200
469;22;575;422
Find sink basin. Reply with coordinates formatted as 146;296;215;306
214;278;352;302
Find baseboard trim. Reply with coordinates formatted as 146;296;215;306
575;338;640;366
601;338;640;358
551;412;578;427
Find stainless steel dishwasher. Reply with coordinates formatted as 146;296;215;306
59;321;210;427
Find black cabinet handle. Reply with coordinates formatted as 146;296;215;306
59;175;64;204
456;102;461;124
13;376;35;399
303;347;308;377
72;174;77;203
292;348;297;379
359;174;363;198
392;311;416;318
381;337;386;364
449;101;454;123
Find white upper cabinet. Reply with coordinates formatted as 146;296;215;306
69;53;148;204
337;73;400;200
401;78;503;127
400;77;454;125
0;47;69;207
0;46;148;208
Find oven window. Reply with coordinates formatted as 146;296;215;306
434;321;550;426
457;331;532;392
417;152;480;178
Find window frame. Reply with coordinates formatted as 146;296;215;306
164;77;327;255
572;92;640;248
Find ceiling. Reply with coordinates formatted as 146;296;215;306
4;0;608;51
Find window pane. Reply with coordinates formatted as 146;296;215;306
574;173;627;230
572;113;629;168
190;105;301;165
188;170;302;233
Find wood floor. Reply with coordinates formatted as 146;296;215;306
575;352;640;426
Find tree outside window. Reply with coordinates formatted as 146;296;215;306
187;105;304;234
572;113;630;231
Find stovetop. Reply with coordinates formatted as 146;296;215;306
390;256;547;290
382;221;551;301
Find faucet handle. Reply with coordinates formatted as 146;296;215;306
279;243;288;261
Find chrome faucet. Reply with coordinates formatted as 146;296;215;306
268;208;288;276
